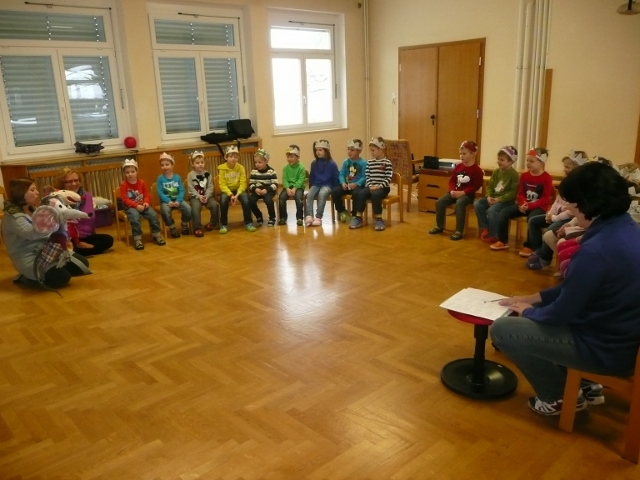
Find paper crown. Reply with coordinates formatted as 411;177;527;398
460;140;478;153
314;140;330;150
369;137;385;149
286;146;300;156
190;151;204;162
255;148;270;160
527;148;548;163
122;158;138;170
225;145;239;156
159;152;174;164
569;150;588;166
499;145;518;162
347;139;363;150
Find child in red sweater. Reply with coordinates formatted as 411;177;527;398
428;140;484;240
119;159;166;250
490;147;554;251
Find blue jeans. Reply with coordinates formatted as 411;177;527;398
125;207;162;239
249;191;276;221
496;205;545;244
490;316;627;402
220;191;252;226
474;198;509;237
190;197;219;230
278;188;304;220
305;186;332;218
435;192;474;233
160;201;191;227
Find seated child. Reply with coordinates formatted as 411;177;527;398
474;145;519;243
156;152;192;238
119;159;166;250
305;139;339;227
525;150;588;269
349;137;393;231
217;145;255;233
429;140;484;240
248;148;278;226
278;145;306;226
331;139;367;223
187;151;219;237
490;147;554;251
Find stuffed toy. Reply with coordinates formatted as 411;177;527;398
42;186;93;249
32;190;92;282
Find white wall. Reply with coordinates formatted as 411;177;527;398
367;0;640;172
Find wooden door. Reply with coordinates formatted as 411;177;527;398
398;39;484;161
437;41;483;159
398;47;437;161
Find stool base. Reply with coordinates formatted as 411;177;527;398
441;358;518;399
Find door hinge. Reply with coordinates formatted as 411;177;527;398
479;57;482;66
477;109;480;118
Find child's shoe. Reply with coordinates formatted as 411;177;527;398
450;231;463;241
339;211;348;223
375;219;385;231
245;223;257;232
429;226;443;234
134;240;144;250
581;382;605;405
267;219;276;227
278;219;287;225
304;216;314;227
219;225;228;234
204;222;216;231
153;236;166;246
170;228;180;238
526;259;550;270
256;217;264;227
181;224;190;235
311;217;322;226
490;241;509;251
194;229;204;237
528;396;587;416
526;253;540;265
296;219;303;226
349;217;364;229
519;247;534;257
479;228;489;239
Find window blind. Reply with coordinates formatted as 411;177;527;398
0;55;64;147
154;19;234;47
0;10;105;42
204;57;239;130
158;57;201;134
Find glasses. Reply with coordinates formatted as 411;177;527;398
64;178;80;184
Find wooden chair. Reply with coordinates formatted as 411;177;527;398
362;172;404;225
0;185;5;245
559;346;640;463
385;139;418;212
113;187;131;246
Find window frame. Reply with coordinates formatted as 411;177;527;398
148;8;249;142
0;1;129;157
268;9;345;134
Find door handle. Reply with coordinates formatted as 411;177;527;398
430;114;436;125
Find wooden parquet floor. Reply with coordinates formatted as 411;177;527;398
0;204;638;479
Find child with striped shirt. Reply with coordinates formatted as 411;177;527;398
349;137;393;231
248;149;278;226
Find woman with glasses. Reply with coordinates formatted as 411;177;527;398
54;167;114;256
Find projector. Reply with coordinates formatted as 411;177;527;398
439;158;462;169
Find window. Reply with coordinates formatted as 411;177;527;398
0;3;127;156
269;9;345;133
149;7;247;141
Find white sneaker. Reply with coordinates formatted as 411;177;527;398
304;216;313;227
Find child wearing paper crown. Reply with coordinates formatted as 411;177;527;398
217;145;256;233
525;150;587;268
248;148;278;227
305;139;339;227
349;137;394;231
156;152;192;238
119;158;166;250
490;147;554;252
187;151;219;237
332;139;367;223
278;145;307;226
429;140;484;240
474;146;520;243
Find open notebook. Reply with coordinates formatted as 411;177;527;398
440;287;513;321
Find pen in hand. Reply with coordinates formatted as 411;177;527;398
484;298;506;303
